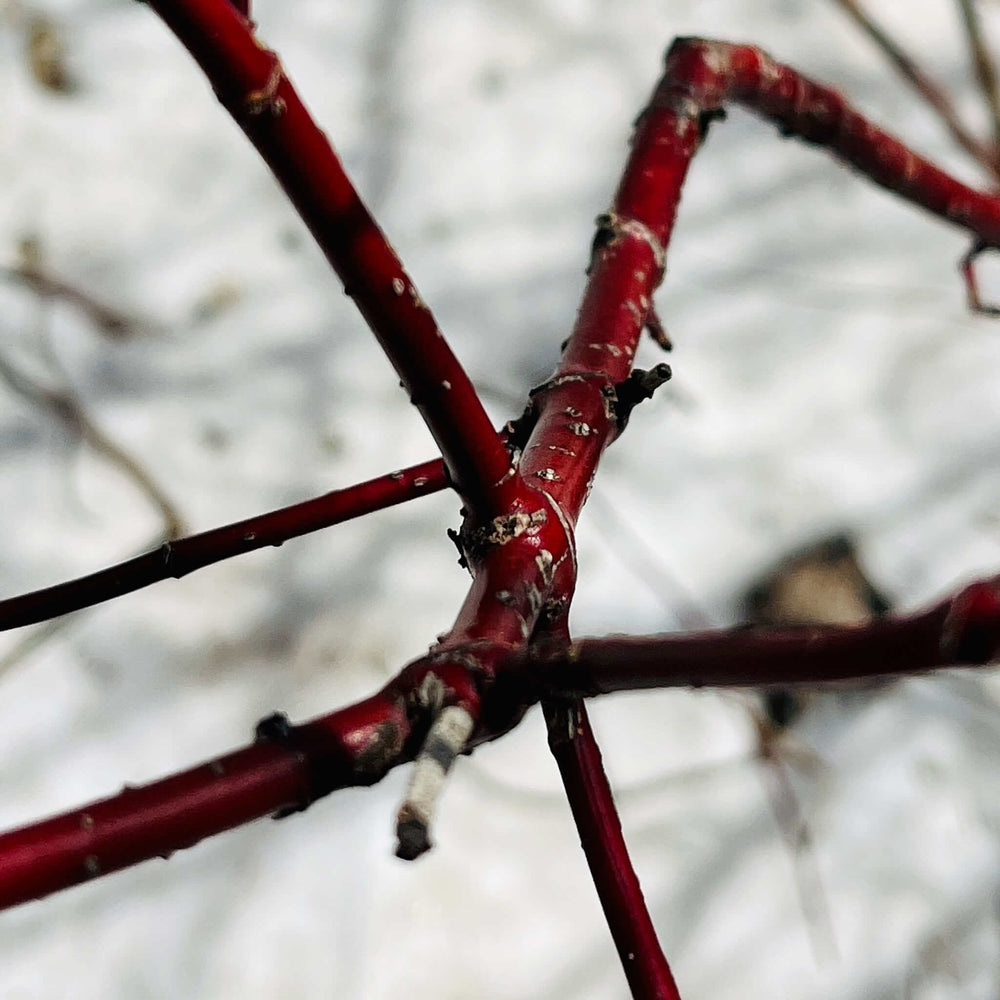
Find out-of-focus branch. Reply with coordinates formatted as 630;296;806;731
744;700;839;965
8;233;134;330
0;310;181;675
0;457;446;631
831;0;1000;177
960;239;1000;312
956;0;1000;153
1;261;136;340
0;618;76;685
528;576;1000;696
0;351;184;539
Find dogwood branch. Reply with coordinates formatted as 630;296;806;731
0;458;445;630
830;0;1000;177
527;576;1000;696
1;574;996;911
145;0;509;511
658;38;1000;243
546;700;683;1000
0;680;416;910
6;34;1000;1000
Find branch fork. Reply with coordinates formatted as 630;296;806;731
6;16;1000;1000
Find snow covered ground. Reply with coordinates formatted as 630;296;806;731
1;1;999;997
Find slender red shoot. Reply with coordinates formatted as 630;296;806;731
0;459;446;630
546;700;683;1000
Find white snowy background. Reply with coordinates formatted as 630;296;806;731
0;1;999;997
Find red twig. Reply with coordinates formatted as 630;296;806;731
546;700;682;1000
145;0;509;511
6;34;1000;998
0;684;414;910
0;458;446;630
529;576;1000;695
831;0;1000;178
657;39;1000;244
2;574;996;912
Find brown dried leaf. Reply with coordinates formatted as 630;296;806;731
26;14;76;95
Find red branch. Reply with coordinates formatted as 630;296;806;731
0;681;416;910
545;700;682;1000
0;459;446;630
656;39;1000;244
6;32;1000;1000
831;0;1000;178
528;576;1000;695
145;0;509;511
2;575;996;912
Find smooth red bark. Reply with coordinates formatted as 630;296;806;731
5;29;1000;1000
546;700;683;1000
527;576;1000;695
0;459;446;630
145;0;510;511
0;686;414;910
2;572;995;912
654;39;1000;243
